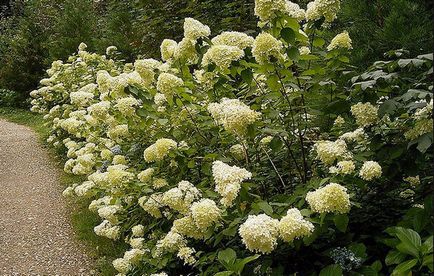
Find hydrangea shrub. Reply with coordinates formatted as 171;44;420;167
30;0;433;275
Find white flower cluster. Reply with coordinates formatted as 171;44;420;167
157;73;184;97
327;31;352;51
161;180;201;214
314;139;350;165
143;138;177;163
359;161;382;181
212;161;252;207
94;220;121;240
350;102;378;127
306;183;351;214
252;33;284;64
306;0;341;23
183;18;211;40
202;45;244;70
329;160;355;175
211;32;255;50
208;98;260;136
239;208;313;254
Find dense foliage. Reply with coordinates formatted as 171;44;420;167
1;0;432;105
29;0;433;275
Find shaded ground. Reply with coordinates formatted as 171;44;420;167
0;119;91;275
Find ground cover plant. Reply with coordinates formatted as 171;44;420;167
29;0;433;274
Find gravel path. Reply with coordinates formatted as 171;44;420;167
0;119;91;275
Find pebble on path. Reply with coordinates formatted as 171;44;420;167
0;119;92;275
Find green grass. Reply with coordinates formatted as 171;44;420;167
0;107;126;275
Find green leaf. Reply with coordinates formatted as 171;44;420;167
395;227;421;257
333;214;349;232
240;69;253;84
218;248;237;266
313;37;325;47
392;259;418;275
280;28;295;44
371;260;382;271
233;255;260;273
267;75;280;91
256;201;273;215
386;250;407;265
319;264;343;276
214;272;233;276
421;236;433;255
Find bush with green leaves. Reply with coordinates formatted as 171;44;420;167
30;0;432;274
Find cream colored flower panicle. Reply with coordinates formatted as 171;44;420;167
212;161;252;207
327;31;352;51
156;231;187;253
137;168;155;182
278;208;314;242
239;214;279;254
254;0;286;22
143;138;177;163
115;96;139;116
177;246;196;265
285;1;306;21
131;224;145;237
160;39;178;61
134;59;161;86
112;258;131;274
404;176;420;187
190;199;222;229
306;183;351;214
154;93;167;106
156;73;184;97
94;220;121;240
314;139;350;165
138;194;163;218
208;98;260;136
211;32;255;50
174;38;199;65
87;101;110;119
183;18;211;40
306;0;341;23
202;45;244;70
299;46;311;55
359;161;382;181
252;33;284;64
162;181;201;214
350;102;378;127
230;144;246;160
172;215;205;240
330;160;355;175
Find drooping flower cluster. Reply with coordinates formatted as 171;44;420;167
252;33;284;64
239;214;279;254
327;31;352;51
306;183;351;214
306;0;341;23
350;102;378;127
211;32;255;50
212;161;252;207
183;18;211;40
202;45;245;70
162;180;201;214
359;161;382;181
156;73;184;98
278;208;314;243
190;199;222;229
143;138;177;163
254;0;287;22
314;139;350;165
329;160;356;175
208;98;261;136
